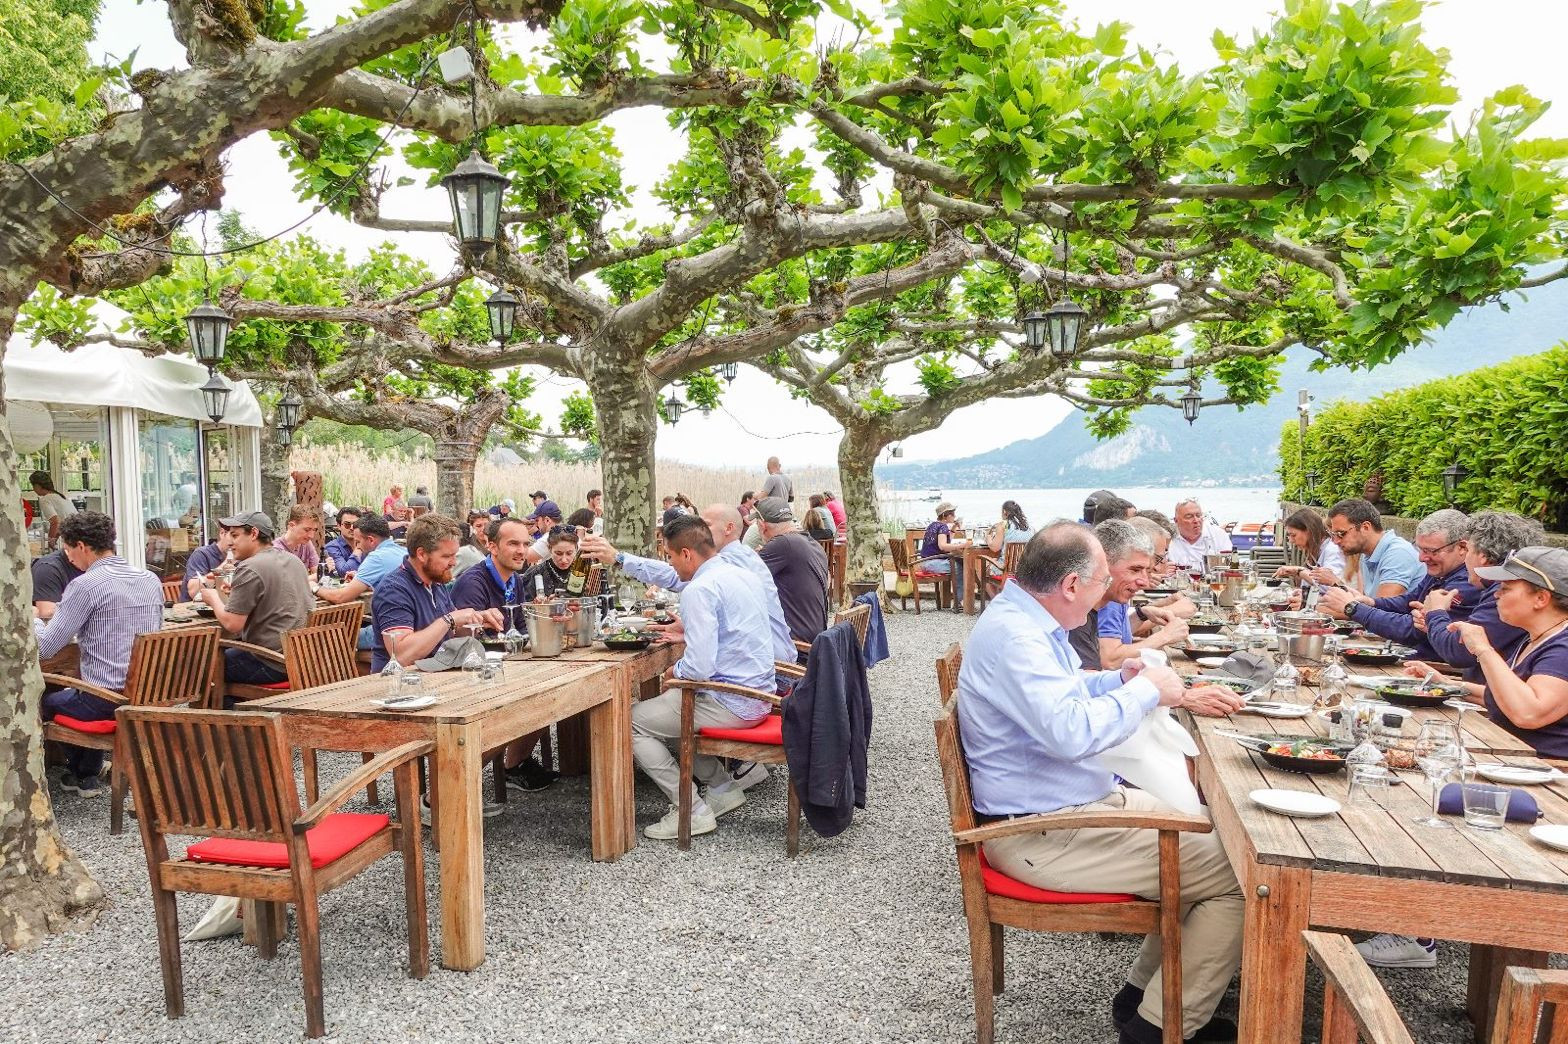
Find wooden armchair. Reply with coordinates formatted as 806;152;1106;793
119;707;429;1039
308;601;365;637
788;603;872;665
974;542;1025;604
161;580;183;602
281;625;383;808
933;645;1209;1044
42;626;220;835
673;679;799;854
888;536;952;614
219;637;292;703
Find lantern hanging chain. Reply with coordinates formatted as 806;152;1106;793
10;41;446;263
467;1;483;147
199;209;211;301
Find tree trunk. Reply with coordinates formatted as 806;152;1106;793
0;296;106;949
433;439;479;518
259;422;292;525
588;361;658;555
838;422;889;588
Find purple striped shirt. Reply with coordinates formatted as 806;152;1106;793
35;555;164;691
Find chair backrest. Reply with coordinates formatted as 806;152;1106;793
160;580;183;602
932;679;980;839
935;643;963;707
1493;967;1568;1044
125;627;222;710
887;536;912;574
1302;931;1417;1044
1001;541;1025;576
284;625;360;690
832;603;871;650
308;600;365;637
120;707;298;842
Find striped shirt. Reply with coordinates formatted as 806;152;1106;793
35;555;164;691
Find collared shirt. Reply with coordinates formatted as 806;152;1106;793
1353;563;1475;659
355;539;408;590
1362;531;1423;595
618;542;796;663
1096;598;1134;643
671;556;777;718
451;555;520;614
1167;520;1234;570
180;542;225;602
30;549;82;604
323;535;360;575
1424;583;1527;682
35;555;163;691
370;558;454;672
274;534;320;572
957;580;1160;815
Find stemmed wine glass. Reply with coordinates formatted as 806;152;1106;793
501;603;525;655
1412;720;1464;829
462;623;486;678
380;631;404;696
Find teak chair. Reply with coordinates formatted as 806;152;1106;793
888;536;952;614
308;601;365;638
282;625;383;807
42;626;221;834
789;603;872;664
223;605;362;703
933;645;1209;1044
974;542;1025;604
161;580;184;603
120;707;430;1039
674;677;799;854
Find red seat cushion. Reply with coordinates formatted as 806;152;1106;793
52;714;117;735
252;681;292;691
914;570;946;580
699;714;782;745
186;812;390;870
977;848;1136;905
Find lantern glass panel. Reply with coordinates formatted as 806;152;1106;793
1181;390;1201;424
185;302;232;366
1021;312;1047;351
200;373;231;423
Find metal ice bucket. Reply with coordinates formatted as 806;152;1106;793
525;606;566;657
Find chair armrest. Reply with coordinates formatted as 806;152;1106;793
1302;931;1416;1044
665;678;783;707
294;739;435;833
40;674;127;704
792;639;812;653
953;808;1212;846
774;661;806;679
218;638;286;667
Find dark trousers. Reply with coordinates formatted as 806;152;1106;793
41;687;113;778
224;648;287;685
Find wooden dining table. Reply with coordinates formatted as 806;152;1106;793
1177;653;1568;1042
249;644;671;972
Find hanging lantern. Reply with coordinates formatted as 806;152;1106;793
199;371;231;423
891;444;904;458
1043;299;1088;360
485;288;520;342
664;393;684;425
441;150;510;247
1441;461;1469;504
277;388;304;431
1304;470;1320;504
185;301;233;368
1021;311;1047;352
277;425;293;448
720;361;738;383
1181;384;1202;425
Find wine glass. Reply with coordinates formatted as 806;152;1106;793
462;623;486;677
1412;720;1464;829
501;603;525;655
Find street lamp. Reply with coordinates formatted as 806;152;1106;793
485;289;520;342
277;388;304;431
441;150;510;247
720;361;738;383
663;393;684;425
185;301;233;368
199;371;231;423
1021;310;1047;352
1181;382;1203;425
1042;299;1089;360
1442;461;1469;504
890;444;904;458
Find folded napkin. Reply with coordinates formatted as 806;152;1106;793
1221;651;1276;688
1437;782;1541;823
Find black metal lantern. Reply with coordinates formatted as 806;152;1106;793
485;288;520;342
1180;383;1202;425
277;388;304;431
185;301;233;367
199;371;231;423
720;361;738;383
890;444;904;458
664;393;684;425
277;425;293;448
1021;311;1048;352
441;150;510;247
1043;299;1088;360
1442;461;1469;504
1304;470;1320;504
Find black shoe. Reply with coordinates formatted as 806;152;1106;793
1121;1012;1238;1044
1112;983;1144;1030
505;759;557;793
60;772;104;797
1190;1016;1237;1042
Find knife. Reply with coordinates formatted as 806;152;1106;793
1212;729;1273;752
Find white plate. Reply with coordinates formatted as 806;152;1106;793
1251;789;1341;818
1530;825;1568;853
1476;764;1561;786
372;695;437;710
1196;656;1228;669
1241;703;1315;719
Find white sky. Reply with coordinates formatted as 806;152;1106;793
76;0;1568;466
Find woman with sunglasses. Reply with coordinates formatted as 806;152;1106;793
519;524;582;595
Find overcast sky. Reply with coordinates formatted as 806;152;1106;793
75;0;1568;467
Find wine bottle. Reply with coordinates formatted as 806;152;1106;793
565;548;591;595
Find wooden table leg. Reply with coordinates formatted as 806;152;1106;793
587;680;635;861
555;712;590;776
962;550;977;615
1238;864;1311;1043
435;721;485;971
1468;944;1551;1044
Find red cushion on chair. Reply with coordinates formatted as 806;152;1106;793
186;812;390;869
977;848;1136;905
699;713;783;745
52;714;117;734
253;681;292;691
914;570;946;580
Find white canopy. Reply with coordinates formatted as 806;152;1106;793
5;340;263;427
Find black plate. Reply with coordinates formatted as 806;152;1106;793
1376;684;1462;707
193;605;216;617
1343;649;1402;666
1143;588;1178;598
1259;743;1349;775
603;637;654;651
1188;621;1226;634
1181;643;1237;659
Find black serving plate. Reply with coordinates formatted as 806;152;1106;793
603;637;655;651
193;605;216;618
1343;649;1403;667
1376;684;1464;707
1260;741;1350;775
1181;642;1237;659
1188;620;1226;635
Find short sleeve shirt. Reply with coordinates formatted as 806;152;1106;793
1067;608;1103;670
369;558;454;672
38;491;76;522
1097;599;1134;643
355;540;408;590
225;547;313;653
274;535;319;573
1363;532;1424;595
30;550;82;604
761;473;792;502
757;531;830;645
920;521;951;559
1485;630;1568;758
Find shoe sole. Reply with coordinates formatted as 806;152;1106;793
707;797;745;818
1361;956;1437;969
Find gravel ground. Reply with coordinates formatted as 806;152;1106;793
0;609;1498;1043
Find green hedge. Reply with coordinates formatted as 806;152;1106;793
1279;345;1568;527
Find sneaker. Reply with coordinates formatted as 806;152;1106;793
60;772;104;797
1111;983;1143;1030
1355;933;1437;969
731;761;770;791
644;804;716;841
704;785;746;818
420;794;504;827
505;759;557;793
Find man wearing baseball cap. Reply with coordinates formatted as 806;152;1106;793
754;496;830;649
189;511;313;692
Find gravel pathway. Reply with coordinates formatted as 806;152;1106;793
0;609;1499;1042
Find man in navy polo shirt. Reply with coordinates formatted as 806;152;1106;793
371;513;502;672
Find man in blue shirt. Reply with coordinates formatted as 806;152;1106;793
323;506;363;575
1419;511;1539;679
179;526;235;603
1089;519;1189;670
958;523;1243;1043
1326;498;1424;597
317;514;405;648
370;514;501;672
630;515;776;841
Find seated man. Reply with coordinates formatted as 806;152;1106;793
180;525;236;603
317;513;406;649
1068;519;1188;670
30;545;82;621
323;506;362;575
407;485;434;516
1127;515;1197;622
520;499;564;565
958;522;1244;1043
1325;497;1424;598
1418;511;1541;680
273;503;322;573
753;497;831;650
631;515;776;841
1166;498;1234;571
35;512;163;794
370;513;502;673
189;511;313;688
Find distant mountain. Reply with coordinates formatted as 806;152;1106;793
884;279;1568;489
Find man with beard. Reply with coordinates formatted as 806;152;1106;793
371;513;503;672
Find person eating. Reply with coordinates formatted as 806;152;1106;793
1165;498;1233;571
920;502;966;614
1324;498;1422;598
1415;511;1541;680
1078;520;1189;670
1273;507;1348;587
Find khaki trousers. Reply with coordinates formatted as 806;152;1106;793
631;689;764;804
983;787;1242;1037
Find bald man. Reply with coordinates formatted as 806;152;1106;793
761;455;793;504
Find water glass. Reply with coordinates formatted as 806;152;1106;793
477;658;505;687
1347;765;1394;810
397;671;426;700
1460;782;1509;831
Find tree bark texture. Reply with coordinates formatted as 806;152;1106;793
434;440;479;519
0;302;106;949
588;356;658;556
837;423;889;588
259;421;293;527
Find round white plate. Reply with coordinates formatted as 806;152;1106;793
1529;824;1568;853
1197;656;1228;669
1250;789;1341;818
1477;764;1561;786
373;695;437;710
1246;704;1315;719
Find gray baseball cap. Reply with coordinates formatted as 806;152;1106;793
414;636;486;673
755;497;794;523
1474;546;1568;595
217;511;275;537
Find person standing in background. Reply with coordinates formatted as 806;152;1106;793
28;470;76;550
761;456;793;503
586;488;604;534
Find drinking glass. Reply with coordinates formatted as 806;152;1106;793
397;670;426;701
462;624;486;677
477;658;505;687
502;603;526;654
1460;782;1509;831
1347;765;1394;810
380;631;404;696
1412;720;1464;828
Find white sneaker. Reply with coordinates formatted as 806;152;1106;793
731;761;770;791
1355;934;1437;968
183;896;244;942
420;795;504;827
644;804;716;841
705;785;746;818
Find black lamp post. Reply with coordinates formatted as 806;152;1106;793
1304;470;1320;505
1181;382;1203;425
199;372;231;423
441;150;510;247
185;301;233;369
1442;461;1469;505
720;361;738;383
663;393;684;425
485;289;519;342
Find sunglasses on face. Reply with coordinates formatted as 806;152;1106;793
1328;526;1356;540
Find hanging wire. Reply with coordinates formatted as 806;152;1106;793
718;403;843;440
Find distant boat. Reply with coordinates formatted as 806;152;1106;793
924;488;943;502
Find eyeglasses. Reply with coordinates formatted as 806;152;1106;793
1328;526;1355;540
1501;551;1561;594
1415;537;1464;558
340;520;357;530
1082;572;1115;589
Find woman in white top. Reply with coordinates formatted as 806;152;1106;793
986;500;1032;552
1275;507;1348;584
28;470;76;550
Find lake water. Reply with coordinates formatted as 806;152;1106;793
879;485;1283;529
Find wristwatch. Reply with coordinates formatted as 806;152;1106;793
614;551;626;567
1345;602;1359;621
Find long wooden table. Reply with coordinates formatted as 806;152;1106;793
542;641;682;773
250;648;662;971
1180;656;1568;1042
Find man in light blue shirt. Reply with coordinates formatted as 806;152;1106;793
629;515;777;841
314;514;406;648
958;523;1244;1043
1326;497;1424;597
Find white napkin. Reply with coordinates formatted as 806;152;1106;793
1095;650;1204;813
